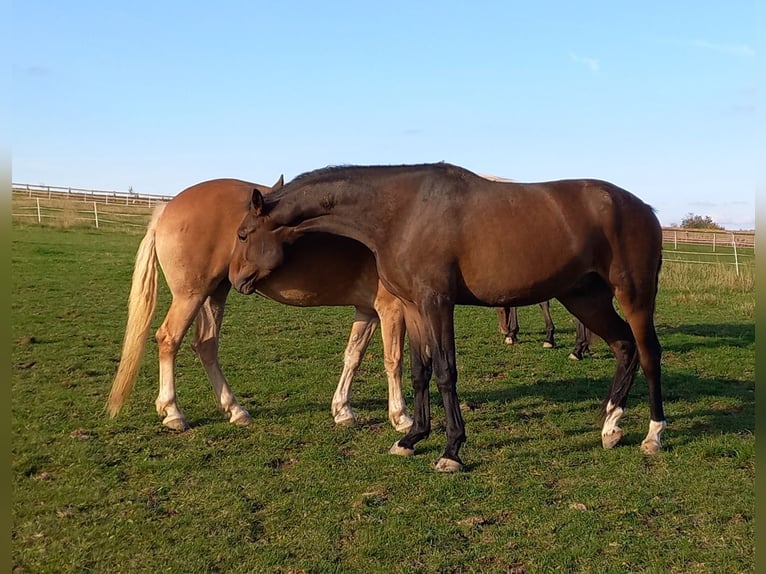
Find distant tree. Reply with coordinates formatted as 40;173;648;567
679;213;725;230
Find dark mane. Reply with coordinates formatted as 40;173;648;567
268;162;476;203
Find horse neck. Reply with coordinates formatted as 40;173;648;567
274;182;388;252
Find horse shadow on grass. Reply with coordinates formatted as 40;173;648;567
656;322;754;352
456;371;755;450
341;364;753;458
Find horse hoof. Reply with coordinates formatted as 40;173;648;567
435;458;463;473
568;352;581;361
162;417;189;431
601;428;623;449
504;336;515;345
389;441;415;457
393;416;414;433
230;410;252;427
543;342;554;349
640;439;662;455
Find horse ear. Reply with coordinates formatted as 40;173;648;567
251;189;265;215
272;174;285;190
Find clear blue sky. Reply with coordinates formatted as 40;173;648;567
13;1;759;229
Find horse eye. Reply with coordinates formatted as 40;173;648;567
237;231;247;241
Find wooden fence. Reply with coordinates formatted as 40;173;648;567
12;182;174;206
661;227;755;276
662;227;754;248
12;183;172;229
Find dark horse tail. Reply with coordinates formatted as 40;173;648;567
106;204;166;417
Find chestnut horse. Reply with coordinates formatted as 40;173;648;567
229;163;666;472
107;178;412;432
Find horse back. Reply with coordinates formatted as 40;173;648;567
400;176;661;306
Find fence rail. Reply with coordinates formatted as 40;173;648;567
662;227;754;248
12;182;174;206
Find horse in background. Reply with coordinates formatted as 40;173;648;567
496;302;594;359
230;163;666;472
496;302;556;347
107;178;413;432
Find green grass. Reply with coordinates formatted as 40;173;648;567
12;225;754;573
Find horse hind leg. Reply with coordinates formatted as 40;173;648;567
558;287;641;450
615;290;666;454
192;281;252;426
155;294;206;430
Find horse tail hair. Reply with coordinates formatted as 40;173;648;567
106;203;166;417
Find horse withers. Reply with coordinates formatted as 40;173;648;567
229;163;666;472
107;177;413;433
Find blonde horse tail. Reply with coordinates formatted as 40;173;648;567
107;203;166;417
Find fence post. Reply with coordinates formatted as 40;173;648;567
36;198;41;223
93;202;99;229
712;232;716;252
674;231;677;250
731;234;739;276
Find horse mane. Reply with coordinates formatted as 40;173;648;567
274;162;477;196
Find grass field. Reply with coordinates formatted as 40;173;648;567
12;224;754;573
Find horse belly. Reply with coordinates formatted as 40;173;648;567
256;234;379;308
456;240;590;307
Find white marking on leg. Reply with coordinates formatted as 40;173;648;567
156;353;189;430
640;419;666;454
601;400;624;449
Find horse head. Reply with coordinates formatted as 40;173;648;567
229;185;291;294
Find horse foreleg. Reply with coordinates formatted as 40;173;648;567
428;302;465;473
390;306;433;457
192;282;251;426
539;300;556;348
331;308;379;427
375;289;412;432
155;296;204;430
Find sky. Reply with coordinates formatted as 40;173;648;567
12;1;760;229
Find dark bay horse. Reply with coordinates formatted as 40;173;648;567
496;303;594;359
229;163;666;472
496;303;556;347
107;178;413;432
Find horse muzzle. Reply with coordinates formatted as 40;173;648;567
232;273;259;295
